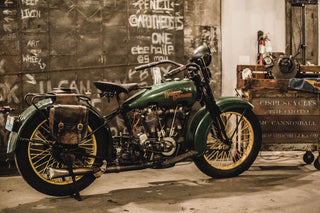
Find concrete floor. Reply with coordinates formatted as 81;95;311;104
0;151;319;213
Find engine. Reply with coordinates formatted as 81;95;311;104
114;106;186;165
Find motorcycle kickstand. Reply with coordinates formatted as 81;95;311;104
67;162;82;201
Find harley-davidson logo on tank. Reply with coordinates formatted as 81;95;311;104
164;91;192;101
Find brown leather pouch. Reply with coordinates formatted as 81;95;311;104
49;104;88;145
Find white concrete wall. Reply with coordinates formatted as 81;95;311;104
221;0;286;96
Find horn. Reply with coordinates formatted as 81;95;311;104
47;167;93;179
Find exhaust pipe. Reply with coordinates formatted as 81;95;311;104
46;161;153;179
47;151;198;179
47;167;93;179
47;160;107;179
104;162;153;173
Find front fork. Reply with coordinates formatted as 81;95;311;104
202;96;231;146
200;67;231;146
203;90;248;148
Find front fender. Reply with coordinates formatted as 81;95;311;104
7;98;111;154
186;96;253;155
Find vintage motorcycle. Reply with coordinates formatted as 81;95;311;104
5;45;262;200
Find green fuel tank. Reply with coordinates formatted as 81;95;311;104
123;79;197;109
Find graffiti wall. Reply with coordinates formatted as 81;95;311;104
0;0;222;160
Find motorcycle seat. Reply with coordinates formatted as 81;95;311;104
94;81;139;94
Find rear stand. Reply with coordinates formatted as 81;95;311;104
63;154;82;201
67;163;82;201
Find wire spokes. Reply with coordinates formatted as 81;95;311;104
204;111;254;170
28;120;97;185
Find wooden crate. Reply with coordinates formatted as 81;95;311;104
237;65;320;151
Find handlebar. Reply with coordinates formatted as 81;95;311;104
135;60;184;71
135;60;203;79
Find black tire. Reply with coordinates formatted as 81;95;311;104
15;110;106;196
194;108;262;178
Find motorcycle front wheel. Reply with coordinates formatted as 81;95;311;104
14;110;106;196
194;108;262;178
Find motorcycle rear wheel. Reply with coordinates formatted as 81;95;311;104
15;111;105;196
194;108;262;178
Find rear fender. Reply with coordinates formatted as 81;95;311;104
185;96;253;155
7;99;112;157
7;98;53;153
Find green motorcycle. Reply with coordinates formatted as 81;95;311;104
5;45;262;199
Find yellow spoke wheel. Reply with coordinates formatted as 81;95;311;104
194;108;261;178
15;111;106;196
204;111;254;170
27;120;97;185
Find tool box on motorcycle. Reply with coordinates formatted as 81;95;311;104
236;65;320;151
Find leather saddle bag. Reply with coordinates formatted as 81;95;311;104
49;104;88;145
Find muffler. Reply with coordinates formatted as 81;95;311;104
47;160;107;179
47;167;93;179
